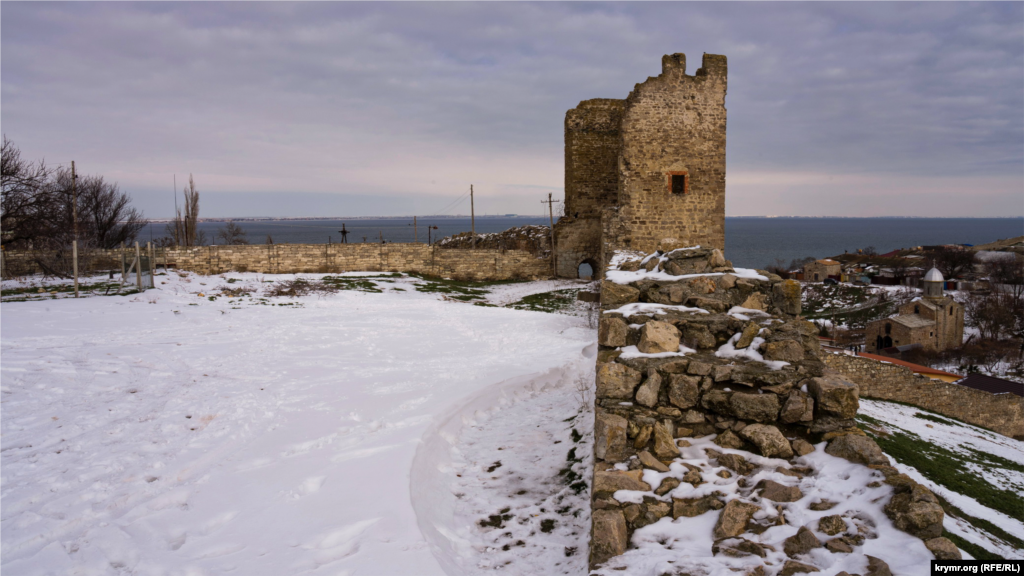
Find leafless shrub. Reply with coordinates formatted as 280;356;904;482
166;174;206;247
216;222;249;245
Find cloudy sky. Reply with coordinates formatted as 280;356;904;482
2;2;1022;218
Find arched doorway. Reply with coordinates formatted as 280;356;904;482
578;259;597;280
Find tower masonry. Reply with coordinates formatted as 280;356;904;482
554;53;727;279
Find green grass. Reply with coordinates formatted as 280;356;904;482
408;274;503;301
506;289;579;313
801;283;899;328
320;276;384;293
913;413;963;428
857;411;1024;558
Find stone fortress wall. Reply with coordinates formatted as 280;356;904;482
554;53;727;280
822;352;1024;438
0;243;551;281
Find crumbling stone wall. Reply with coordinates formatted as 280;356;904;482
822;352;1024;438
1;244;551;282
589;247;956;570
554;53;727;280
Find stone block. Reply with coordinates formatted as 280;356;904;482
638;321;681;354
597;362;642;399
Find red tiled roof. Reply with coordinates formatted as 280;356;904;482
953;374;1024;397
856;352;961;379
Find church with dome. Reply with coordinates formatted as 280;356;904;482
865;267;965;354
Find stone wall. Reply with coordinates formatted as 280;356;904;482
554;99;625;279
589;247;954;570
822;352;1024;438
1;244;551;281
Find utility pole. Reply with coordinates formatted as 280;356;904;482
71;161;79;298
470;185;476;249
541;192;559;277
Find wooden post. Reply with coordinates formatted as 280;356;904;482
148;242;154;287
121;241;126;282
414;216;417;244
541;193;559;277
0;245;5;280
470;185;475;249
72;161;79;298
135;241;142;291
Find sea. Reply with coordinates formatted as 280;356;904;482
138;217;1023;271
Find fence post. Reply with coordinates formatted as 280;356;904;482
121;241;126;282
72;241;79;298
148;242;154;288
135;242;142;291
1;245;5;280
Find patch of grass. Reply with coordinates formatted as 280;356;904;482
942;531;1006;561
506;289;579;314
409;274;498;301
857;416;1024;523
933;492;1024;554
320;276;384;293
2;281;140;301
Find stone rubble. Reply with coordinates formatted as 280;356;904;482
589;247;960;571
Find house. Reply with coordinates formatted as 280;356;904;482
953;373;1024;397
865;267;965;353
803;259;841;282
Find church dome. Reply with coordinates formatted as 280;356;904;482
923;267;944;283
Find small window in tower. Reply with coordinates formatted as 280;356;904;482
914;305;920;314
949;308;953;316
667;171;689;195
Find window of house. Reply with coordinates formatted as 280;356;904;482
914;305;920;314
667;171;689;195
949;308;953;316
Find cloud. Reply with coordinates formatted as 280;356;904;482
1;2;1021;217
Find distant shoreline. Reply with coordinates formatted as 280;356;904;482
144;215;1024;223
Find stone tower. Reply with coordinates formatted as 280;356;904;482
553;53;728;279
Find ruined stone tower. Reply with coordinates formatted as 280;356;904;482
554;53;727;278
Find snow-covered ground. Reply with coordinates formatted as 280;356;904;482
1;271;595;575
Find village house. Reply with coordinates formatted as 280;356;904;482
865;267;964;353
803;258;841;282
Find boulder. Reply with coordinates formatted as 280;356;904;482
739;424;794;458
757;480;803;503
779;560;820;576
673;494;725;518
818;515;846;536
635;370;662;407
730;392;781;423
825;434;889;466
638;321;682;354
709;249;727;268
597;362;642;399
702;390;733;415
764;339;805;362
655;477;681;496
687;361;714;376
736;323;761;349
712;365;734;382
598;317;629;347
773;280;802;316
714;429;746;450
594;411;629;462
668;374;701;409
925;537;962;560
638;450;670;472
717;452;756;475
601;281;640;308
825;538;853;554
593;469;652;494
652;420;678;459
740;292;768;311
719;274;738;290
807;375;860;419
713;537;773;558
783;526;822;557
884;484;944;539
713;499;761;540
866;556;893;576
679;409;706;424
780;393;815;424
682;324;717;349
790;439;815;457
632;423;653;450
590;509;628;566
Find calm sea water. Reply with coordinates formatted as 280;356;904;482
139;217;1023;270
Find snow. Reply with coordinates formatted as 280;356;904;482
1;271;595;575
727;306;770;321
617;344;696;360
592;435;935;576
605;267;768;286
605;303;709;317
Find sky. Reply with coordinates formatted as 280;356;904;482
2;2;1022;219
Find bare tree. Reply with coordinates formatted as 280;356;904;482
925;246;975;279
1;135;53;247
166;174;206;246
216;221;249;245
862;246;878;256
